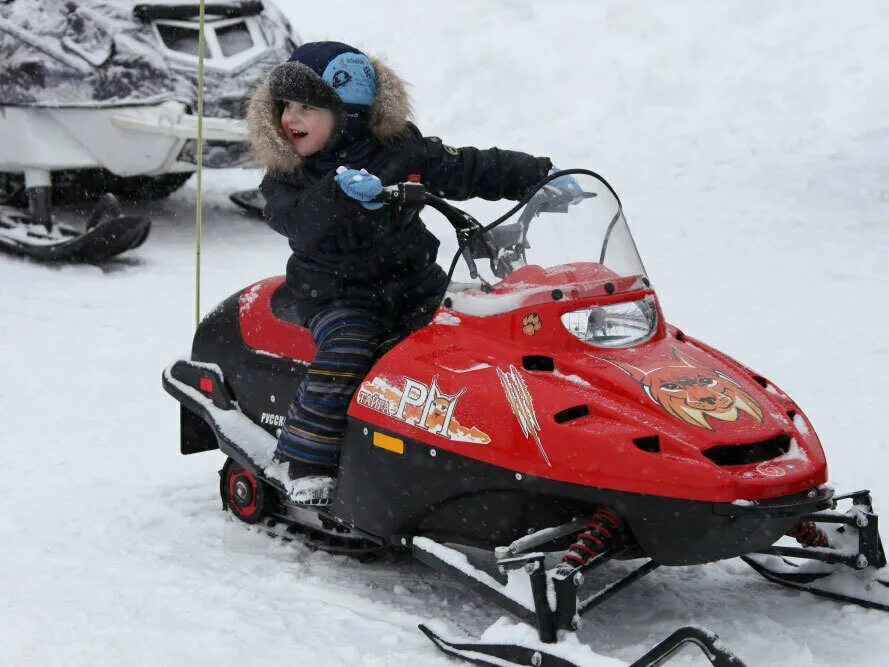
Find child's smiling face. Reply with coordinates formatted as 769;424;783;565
280;101;336;157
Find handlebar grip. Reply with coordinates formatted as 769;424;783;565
367;181;482;236
375;181;427;207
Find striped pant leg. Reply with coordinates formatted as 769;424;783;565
276;308;387;467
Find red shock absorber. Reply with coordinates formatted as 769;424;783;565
787;520;830;548
559;508;623;571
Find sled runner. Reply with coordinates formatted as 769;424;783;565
0;194;150;262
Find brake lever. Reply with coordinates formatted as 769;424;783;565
461;247;480;279
456;229;481;279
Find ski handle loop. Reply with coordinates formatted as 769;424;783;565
627;626;746;667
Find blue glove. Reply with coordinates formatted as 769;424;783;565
543;167;584;204
334;167;384;210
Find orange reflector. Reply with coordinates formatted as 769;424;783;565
373;432;404;455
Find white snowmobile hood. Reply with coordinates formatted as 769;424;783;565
0;0;292;110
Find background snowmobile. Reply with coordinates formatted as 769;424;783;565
163;171;888;667
0;0;296;261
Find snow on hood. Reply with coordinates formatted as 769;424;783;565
0;0;293;109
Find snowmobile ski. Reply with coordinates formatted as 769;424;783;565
742;554;889;612
414;523;745;666
229;188;265;216
419;624;746;667
0;196;150;263
742;490;889;612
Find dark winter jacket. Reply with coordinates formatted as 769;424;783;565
247;56;552;327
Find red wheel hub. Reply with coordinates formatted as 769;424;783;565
228;466;258;517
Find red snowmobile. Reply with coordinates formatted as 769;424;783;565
163;170;887;667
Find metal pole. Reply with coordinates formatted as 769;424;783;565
195;0;206;328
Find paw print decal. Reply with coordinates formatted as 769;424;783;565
522;312;542;336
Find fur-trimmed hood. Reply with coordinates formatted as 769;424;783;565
246;55;412;174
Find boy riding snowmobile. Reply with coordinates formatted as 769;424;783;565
244;40;578;503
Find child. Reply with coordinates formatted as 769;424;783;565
246;41;574;499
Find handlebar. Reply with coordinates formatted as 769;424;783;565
373;169;622;284
375;182;481;234
375;182;491;281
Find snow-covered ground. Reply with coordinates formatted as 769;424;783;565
2;2;888;665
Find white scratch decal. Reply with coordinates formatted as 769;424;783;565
497;365;550;466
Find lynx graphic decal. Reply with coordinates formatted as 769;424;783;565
602;347;764;430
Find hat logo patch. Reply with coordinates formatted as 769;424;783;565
331;70;352;89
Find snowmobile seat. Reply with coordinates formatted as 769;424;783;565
238;277;315;361
269;281;304;326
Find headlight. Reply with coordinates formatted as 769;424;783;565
560;296;657;348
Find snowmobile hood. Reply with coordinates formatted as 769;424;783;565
234;275;827;504
0;0;294;110
349;286;828;504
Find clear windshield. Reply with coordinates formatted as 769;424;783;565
425;171;647;293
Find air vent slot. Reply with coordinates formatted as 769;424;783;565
633;436;660;453
751;375;769;389
554;404;589;424
703;434;791;466
523;355;554;372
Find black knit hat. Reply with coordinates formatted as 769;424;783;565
269;41;377;150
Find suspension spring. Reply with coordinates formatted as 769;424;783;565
787;520;830;548
558;507;622;572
